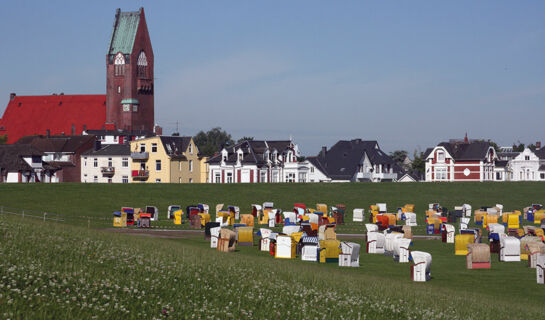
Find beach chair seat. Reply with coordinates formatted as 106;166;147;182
366;232;385;254
467;243;491;269
410;251;432;282
339;241;360;267
393;238;411;263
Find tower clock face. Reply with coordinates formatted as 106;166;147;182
122;104;130;112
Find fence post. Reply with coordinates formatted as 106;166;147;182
0;206;2;214
22;209;24;219
88;217;90;229
43;212;46;222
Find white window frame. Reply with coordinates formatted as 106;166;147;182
122;158;129;167
437;151;445;162
189;160;193;172
122;176;128;183
226;172;233;183
435;167;447;181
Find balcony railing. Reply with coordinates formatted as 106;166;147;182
132;170;149;179
131;152;149;160
101;166;115;176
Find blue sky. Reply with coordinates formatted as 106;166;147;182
1;1;544;155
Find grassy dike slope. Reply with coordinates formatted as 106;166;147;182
0;182;542;232
0;214;543;319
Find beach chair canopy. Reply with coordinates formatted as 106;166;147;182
263;202;274;209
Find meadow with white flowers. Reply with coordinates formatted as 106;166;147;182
1;213;543;319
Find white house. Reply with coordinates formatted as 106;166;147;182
207;139;310;183
83;129;153;145
306;157;332;182
81;144;131;183
508;148;545;181
397;173;419;182
0;144;59;183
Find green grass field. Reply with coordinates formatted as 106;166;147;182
0;182;543;232
1;182;544;319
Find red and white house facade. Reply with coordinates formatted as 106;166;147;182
425;142;496;182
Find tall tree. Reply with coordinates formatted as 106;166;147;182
487;140;500;152
389;150;408;168
411;150;425;175
512;143;525;152
194;127;234;157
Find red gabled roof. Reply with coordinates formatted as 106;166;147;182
0;94;106;144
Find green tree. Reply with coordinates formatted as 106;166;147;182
389;150;408;168
0;134;7;144
237;136;254;144
411;150;425;175
194;127;234;157
527;143;537;151
512;143;525;152
487;140;500;152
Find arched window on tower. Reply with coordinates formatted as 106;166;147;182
137;51;148;78
114;53;125;76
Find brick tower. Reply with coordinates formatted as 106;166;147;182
106;8;154;132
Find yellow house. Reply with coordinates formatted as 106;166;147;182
130;136;206;183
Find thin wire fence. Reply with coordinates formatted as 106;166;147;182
0;205;64;222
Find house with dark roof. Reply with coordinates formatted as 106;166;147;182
424;138;496;182
507;147;545;181
129;136;206;183
308;139;402;182
15;135;96;182
81;144;131;183
207;139;311;183
0;145;59;183
306;156;332;182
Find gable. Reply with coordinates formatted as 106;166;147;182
426;146;452;161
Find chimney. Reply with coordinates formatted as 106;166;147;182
9;93;16;100
537;141;541;149
46;129;50;137
321;146;327;158
71;124;75;136
154;125;163;136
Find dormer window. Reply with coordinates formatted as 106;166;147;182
114;53;125;76
437;151;445;162
238;153;243;161
137;51;148;78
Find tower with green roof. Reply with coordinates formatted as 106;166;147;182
106;7;154;133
